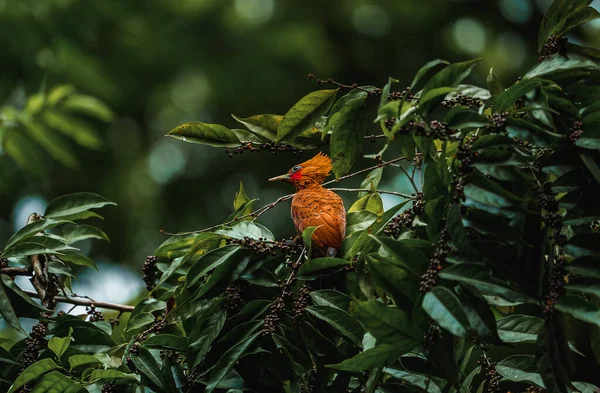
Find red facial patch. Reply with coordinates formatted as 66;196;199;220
290;168;303;181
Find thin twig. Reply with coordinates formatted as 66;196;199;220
24;290;134;312
286;247;306;286
398;164;420;193
363;134;387;140
328;188;416;199
323;156;408;186
0;268;32;276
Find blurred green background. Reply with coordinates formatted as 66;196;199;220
0;0;599;317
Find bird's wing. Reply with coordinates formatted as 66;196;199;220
291;189;346;250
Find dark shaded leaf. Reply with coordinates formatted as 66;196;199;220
277;89;337;142
422;287;469;337
7;359;60;393
167;121;240;147
306;305;364;346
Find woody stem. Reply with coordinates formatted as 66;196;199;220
328;188;416;199
24;290;134;312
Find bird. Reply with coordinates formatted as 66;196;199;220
269;152;346;258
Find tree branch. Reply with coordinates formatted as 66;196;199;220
24;290;135;312
323;156;407;186
0;268;32;276
328;188;416;199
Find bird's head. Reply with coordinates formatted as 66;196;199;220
269;152;332;189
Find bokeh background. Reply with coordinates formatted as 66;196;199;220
1;0;599;334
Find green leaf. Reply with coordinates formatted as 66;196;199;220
496;355;545;387
555;295;600;327
422;287;470;337
59;252;97;270
58;224;109;244
525;52;600;80
349;194;384;216
124;312;155;333
48;331;72;359
1;242;63;258
418;87;456;115
89;369;140;383
297;257;351;277
309;290;351;311
130;347;168;391
186;245;241;288
328;90;368;177
497;315;543;343
18;114;78;168
205;332;260;393
360;168;383;196
3;218;70;251
44;193;116;220
487;68;504;96
421;59;481;98
351;299;421;343
216;220;274;241
367;253;417;311
2;127;47;175
0;281;25;334
68;354;102;370
30;371;83;393
538;0;591;49
7;358;60;393
154;233;199;260
167;121;240;147
565;257;600;278
438;264;530;303
231;113;281;141
411;59;449;91
494;79;544;113
384;368;443;393
564;234;600;258
143;334;188;352
277;89;337;142
328;344;403;372
371;236;429;276
189;309;227;368
306;305;364;346
42;111;102;149
232;181;253;216
195;249;251;298
60;93;113;122
302;226;320;259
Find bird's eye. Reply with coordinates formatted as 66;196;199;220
291;165;301;173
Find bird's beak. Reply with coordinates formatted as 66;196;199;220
269;174;290;182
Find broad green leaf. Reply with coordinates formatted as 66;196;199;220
18;114;78;168
302;226;320;259
384;368;443;393
421;59;481;99
59;252;97;270
564;234;600;258
359;168;383;197
422;287;469;337
154;233;199;260
328;344;403;372
189;309;227;368
89;369;140;382
309;290;351;311
277;89;337;142
3;127;47;175
124;312;155;333
167;121;240;147
297;257;350;277
205;332;260;393
48;332;72;359
351;299;421;343
411;59;449;91
539;0;597;49
0;281;25;334
565;257;600;278
328;90;368;177
58;224;109;244
143;334;188;352
555;295;600;327
130;347;168;391
195;249;251;298
4;218;70;251
44;193;116;220
496;355;545;387
497;315;543;343
371;236;429;276
367;254;417;311
216;220;274;241
458;287;501;344
231;113;281;141
1;241;63;258
418;87;455;115
231;181;253;219
494;79;544;113
60;93;114;122
7;358;60;393
487;68;504;96
306;305;364;346
349;194;384;215
68;354;102;370
29;371;83;393
186;245;241;288
525;52;600;80
42;111;102;149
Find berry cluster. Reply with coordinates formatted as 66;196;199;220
101;383;119;393
87;305;104;322
514;138;532;152
453;136;478;202
525;386;546;393
394;120;427;136
488;113;508;130
544;256;566;318
539;35;568;62
226;282;247;311
0;258;8;268
419;229;451;292
429;120;452;139
569;120;583;142
225;237;304;256
384;193;424;238
388;87;414;102
225;142;303;158
441;94;482;108
292;284;311;324
262;286;293;335
21;323;47;367
185;368;200;390
478;355;501;393
130;314;167;355
423;319;441;348
534;182;559;217
384;117;396;131
142;255;159;291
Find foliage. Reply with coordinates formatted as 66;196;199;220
1;1;600;392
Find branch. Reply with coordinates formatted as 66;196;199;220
328;188;416;199
0;268;32;276
161;157;408;237
24;290;135;312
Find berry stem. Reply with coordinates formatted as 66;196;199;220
23;289;134;312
